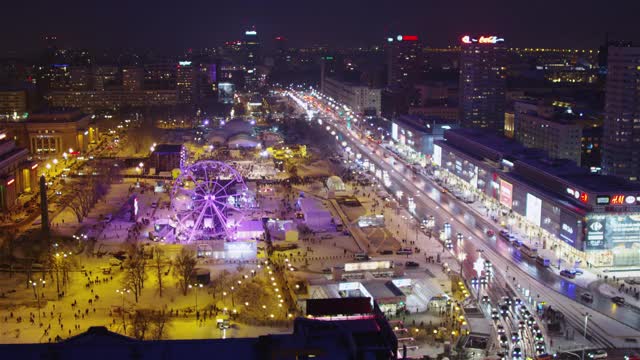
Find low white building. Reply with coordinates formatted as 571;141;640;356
322;77;381;116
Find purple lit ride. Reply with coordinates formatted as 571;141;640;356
171;161;249;242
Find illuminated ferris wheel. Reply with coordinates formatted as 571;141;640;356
171;161;249;243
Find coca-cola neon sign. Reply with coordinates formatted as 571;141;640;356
462;35;504;44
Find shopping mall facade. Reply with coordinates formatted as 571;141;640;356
433;129;640;268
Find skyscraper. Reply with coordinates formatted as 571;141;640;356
602;44;640;180
386;35;422;88
122;66;144;91
458;35;506;132
176;60;195;103
243;28;261;89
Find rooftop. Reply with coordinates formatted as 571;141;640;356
153;144;183;153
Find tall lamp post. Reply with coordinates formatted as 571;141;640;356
188;283;203;315
29;278;46;324
116;288;130;330
581;313;591;360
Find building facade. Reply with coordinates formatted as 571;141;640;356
386;35;422;88
322;77;381;116
0;135;37;210
459;35;507;132
0;89;27;117
513;99;582;165
176;61;196;104
46;90;177;111
2;110;99;157
433;128;640;268
602;45;640;181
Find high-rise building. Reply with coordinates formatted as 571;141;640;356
243;28;261;89
386;35;422;88
122;66;144;91
513;98;582;165
458;35;507;132
176;60;196;104
70;66;92;91
602;45;640;180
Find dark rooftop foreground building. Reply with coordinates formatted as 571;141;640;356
0;312;397;360
434;128;640;268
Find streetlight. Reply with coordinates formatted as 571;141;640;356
29;278;45;324
581;313;592;360
188;283;203;315
116;288;130;329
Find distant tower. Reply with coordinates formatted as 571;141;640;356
40;175;49;234
459;34;507;133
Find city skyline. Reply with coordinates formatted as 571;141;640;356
2;0;640;56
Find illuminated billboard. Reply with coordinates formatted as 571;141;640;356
499;179;513;209
391;123;398;141
344;261;393;272
461;35;505;44
585;214;640;250
433;144;442;167
526;193;542;227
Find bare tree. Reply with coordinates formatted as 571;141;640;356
129;309;171;340
173;248;197;295
149;310;171;340
122;243;147;302
150;245;168;297
130;310;150;340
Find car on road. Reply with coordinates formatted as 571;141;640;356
491;309;500;321
612;296;626;305
486;229;495;237
512;347;523;360
378;250;393;255
499;304;509;317
511;332;521;344
560;269;576;279
405;261;419;268
536;342;546;354
518;321;525;330
581;292;594;303
481;295;490;304
499;335;508;348
532;324;542;335
588;350;608;359
497;324;505;334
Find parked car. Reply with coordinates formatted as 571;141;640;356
405;261;420;268
560;269;576;279
588;350;608;359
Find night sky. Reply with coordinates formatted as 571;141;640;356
2;0;640;55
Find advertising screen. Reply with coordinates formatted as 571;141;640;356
499;179;513;209
344;261;393;272
433;144;442;167
585;214;640;250
559;211;578;245
391;123;399;141
526;193;542;227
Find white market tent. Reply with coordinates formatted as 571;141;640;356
326;176;346;192
298;197;334;231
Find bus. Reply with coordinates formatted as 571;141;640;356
520;243;538;258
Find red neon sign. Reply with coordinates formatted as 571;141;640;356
462;35;471;44
402;35;418;41
6;179;15;186
579;193;589;203
611;194;625;205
